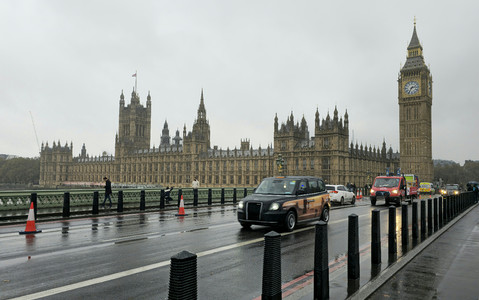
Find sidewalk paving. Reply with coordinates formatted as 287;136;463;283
367;203;479;300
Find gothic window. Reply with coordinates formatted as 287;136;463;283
310;159;315;170
238;175;242;184
295;159;299;170
246;176;250;185
303;159;307;170
322;157;330;170
216;161;219;171
324;138;330;149
246;161;250;171
281;142;286;150
230;175;234;184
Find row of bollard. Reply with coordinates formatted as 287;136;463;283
29;187;249;219
167;192;477;300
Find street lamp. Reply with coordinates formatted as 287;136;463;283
276;154;284;175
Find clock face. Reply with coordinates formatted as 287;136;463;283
404;81;419;95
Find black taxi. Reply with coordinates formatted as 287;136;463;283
237;176;331;231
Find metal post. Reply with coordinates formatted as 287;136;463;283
178;189;183;207
388;206;397;254
233;188;237;204
420;200;426;239
427;198;433;235
140;190;146;211
433;198;438;232
348;214;360;280
262;231;282;300
244;187;248;198
193;188;198;207
412;201;418;241
30;192;38;220
117;190;124;212
314;221;329;299
438;196;443;228
93;191;99;215
221;188;225;205
168;250;197;300
371;209;381;265
63;192;70;218
401;203;408;249
208;188;212;206
160;190;165;209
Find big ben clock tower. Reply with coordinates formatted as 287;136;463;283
398;20;433;182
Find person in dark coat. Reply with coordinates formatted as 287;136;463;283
102;176;112;208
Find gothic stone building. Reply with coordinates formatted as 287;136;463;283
40;23;435;188
39;87;399;188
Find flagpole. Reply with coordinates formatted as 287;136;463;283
135;70;137;95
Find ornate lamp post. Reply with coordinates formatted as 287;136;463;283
276;154;284;175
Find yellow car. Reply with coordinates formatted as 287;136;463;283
419;182;435;194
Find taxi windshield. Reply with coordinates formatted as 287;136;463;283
374;178;400;188
255;178;297;195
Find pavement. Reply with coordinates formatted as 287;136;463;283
365;202;479;300
292;201;479;300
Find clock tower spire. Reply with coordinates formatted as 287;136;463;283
398;19;433;181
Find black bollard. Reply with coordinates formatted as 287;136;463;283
244;187;248;198
438;196;443;228
427;198;433;235
63;192;70;218
348;214;360;280
160;190;165;209
140;190;146;211
420;200;426;239
433;198;438;232
117;190;124;212
233;188;237;204
371;210;381;265
262;231;282;300
444;196;451;223
401;203;408;249
193;188;198;207
388;206;397;254
314;221;329;299
168;250;197;300
30;192;38;220
177;189;183;207
412;201;418;241
208;188;212;206
221;188;225;205
93;191;99;215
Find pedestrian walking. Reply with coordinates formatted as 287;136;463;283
102;176;112;208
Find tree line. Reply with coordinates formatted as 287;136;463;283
0;157;40;185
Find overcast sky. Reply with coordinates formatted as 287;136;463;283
1;1;478;164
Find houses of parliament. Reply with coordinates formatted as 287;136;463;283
39;23;433;188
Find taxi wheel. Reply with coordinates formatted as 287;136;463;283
340;197;344;205
284;210;297;231
321;207;330;223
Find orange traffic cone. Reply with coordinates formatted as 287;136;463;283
19;202;42;234
175;195;188;216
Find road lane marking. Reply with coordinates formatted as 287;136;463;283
9;212;370;299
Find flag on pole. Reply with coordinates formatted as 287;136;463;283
132;72;137;77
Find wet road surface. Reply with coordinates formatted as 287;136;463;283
0;199;435;299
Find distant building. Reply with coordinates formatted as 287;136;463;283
40;23;441;188
398;21;434;182
39;88;398;188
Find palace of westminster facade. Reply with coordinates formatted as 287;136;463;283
39;23;433;188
